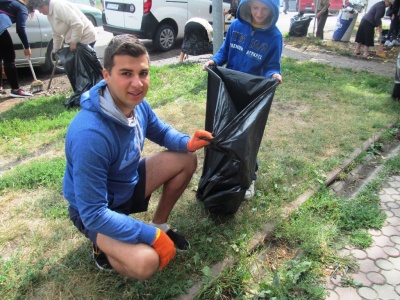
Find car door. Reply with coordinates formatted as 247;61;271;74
104;0;142;29
10;11;52;68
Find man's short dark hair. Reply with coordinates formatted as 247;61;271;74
103;34;149;73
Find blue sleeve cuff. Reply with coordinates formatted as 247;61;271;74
137;223;158;245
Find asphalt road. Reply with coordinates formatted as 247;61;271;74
94;10;347;65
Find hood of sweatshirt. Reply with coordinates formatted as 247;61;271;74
237;0;280;31
80;79;134;127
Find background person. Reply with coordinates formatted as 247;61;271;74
28;0;97;53
224;0;240;19
283;0;289;14
0;0;33;98
354;0;394;57
63;34;213;280
202;0;283;200
315;0;330;40
0;60;5;95
179;18;213;63
384;0;400;46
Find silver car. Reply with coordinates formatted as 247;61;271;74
10;1;103;72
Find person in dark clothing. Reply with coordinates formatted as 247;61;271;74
384;0;400;46
0;0;33;98
354;0;394;57
315;0;330;39
224;0;240;19
179;18;213;63
0;60;5;95
283;0;289;14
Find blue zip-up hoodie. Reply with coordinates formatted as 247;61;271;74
0;0;30;49
63;80;190;245
212;0;282;78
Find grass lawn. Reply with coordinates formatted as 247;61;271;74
0;58;399;299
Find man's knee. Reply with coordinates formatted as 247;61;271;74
108;244;160;280
186;151;197;173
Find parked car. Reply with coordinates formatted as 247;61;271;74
10;1;103;72
102;0;232;52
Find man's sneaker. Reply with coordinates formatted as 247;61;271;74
93;244;113;272
384;40;393;47
244;180;255;200
166;229;190;252
9;89;32;98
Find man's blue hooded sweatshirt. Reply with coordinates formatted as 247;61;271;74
63;80;190;246
212;0;282;78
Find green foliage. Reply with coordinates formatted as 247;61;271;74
338;195;386;231
348;230;373;249
367;142;384;156
0;157;65;193
196;264;252;299
255;260;326;300
0;95;78;138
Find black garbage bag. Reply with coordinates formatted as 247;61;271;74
289;14;313;37
57;43;103;108
196;66;278;216
392;53;400;99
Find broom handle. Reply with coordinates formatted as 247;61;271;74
47;59;57;90
28;58;37;81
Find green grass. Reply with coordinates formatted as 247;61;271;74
0;58;399;299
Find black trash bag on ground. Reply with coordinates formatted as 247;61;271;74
57;43;103;108
196;66;278;216
392;53;400;99
289;14;313;37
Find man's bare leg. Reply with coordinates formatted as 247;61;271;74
96;234;159;280
145;151;197;224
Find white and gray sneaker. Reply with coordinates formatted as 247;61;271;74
384;40;393;47
392;40;400;46
244;180;255;200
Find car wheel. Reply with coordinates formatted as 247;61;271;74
40;40;64;73
85;14;97;27
153;24;176;52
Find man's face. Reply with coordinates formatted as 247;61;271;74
102;54;150;117
250;0;271;25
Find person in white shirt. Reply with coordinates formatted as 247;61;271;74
28;0;97;53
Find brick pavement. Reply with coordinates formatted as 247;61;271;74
326;175;400;300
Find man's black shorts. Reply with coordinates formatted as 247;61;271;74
68;158;150;244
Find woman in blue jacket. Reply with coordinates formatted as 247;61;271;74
0;0;33;97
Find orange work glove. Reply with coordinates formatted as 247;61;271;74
187;130;213;152
151;228;176;269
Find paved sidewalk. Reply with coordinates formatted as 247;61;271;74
325;174;400;299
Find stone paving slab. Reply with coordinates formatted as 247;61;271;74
325;173;400;300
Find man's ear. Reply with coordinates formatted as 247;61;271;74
102;68;109;83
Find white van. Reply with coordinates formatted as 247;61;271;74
102;0;232;51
